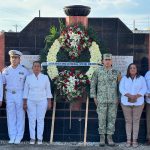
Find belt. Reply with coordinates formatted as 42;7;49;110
6;89;22;94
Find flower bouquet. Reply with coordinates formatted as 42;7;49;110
54;68;90;103
59;24;92;60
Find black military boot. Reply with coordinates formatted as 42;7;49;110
107;134;115;146
99;134;105;147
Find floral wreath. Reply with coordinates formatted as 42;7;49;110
46;24;102;102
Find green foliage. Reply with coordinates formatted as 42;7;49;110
58;18;66;32
40;25;59;74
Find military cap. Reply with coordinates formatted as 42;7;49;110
103;53;112;60
8;50;22;57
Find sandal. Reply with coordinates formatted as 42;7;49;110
126;140;131;147
132;140;138;148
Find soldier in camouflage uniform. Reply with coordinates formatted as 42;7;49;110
90;53;121;146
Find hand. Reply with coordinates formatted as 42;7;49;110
128;98;137;103
0;101;2;107
47;99;52;110
125;94;137;100
147;94;150;98
128;95;137;103
130;95;137;100
125;93;132;99
136;94;142;99
125;94;137;103
115;99;119;105
94;97;98;106
23;99;27;111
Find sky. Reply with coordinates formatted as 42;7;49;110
0;0;150;32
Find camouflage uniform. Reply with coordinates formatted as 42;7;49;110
90;66;121;135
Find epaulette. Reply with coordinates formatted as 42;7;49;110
22;65;25;68
21;65;28;69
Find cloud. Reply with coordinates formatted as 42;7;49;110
0;0;150;31
78;0;138;10
110;0;138;7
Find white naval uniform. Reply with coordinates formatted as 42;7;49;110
119;75;147;106
145;71;150;140
23;73;52;140
145;71;150;104
2;64;29;141
0;72;3;101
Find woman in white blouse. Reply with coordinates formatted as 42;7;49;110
23;61;52;145
119;63;147;148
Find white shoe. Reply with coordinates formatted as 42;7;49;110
37;140;42;145
30;139;35;145
14;139;21;144
8;139;15;144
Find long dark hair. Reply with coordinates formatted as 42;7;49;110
126;63;140;78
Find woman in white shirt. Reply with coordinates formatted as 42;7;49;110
119;63;147;148
145;70;150;145
23;61;52;145
0;72;3;107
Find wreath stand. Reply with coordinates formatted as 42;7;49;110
50;94;57;144
50;93;89;146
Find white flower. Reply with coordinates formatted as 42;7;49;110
86;41;102;79
69;32;80;42
47;39;60;79
79;74;83;78
68;76;76;84
70;40;77;48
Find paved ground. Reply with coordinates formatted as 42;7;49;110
0;142;150;150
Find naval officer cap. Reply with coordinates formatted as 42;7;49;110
8;50;22;57
103;53;112;60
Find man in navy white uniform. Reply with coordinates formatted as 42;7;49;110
145;70;150;145
2;50;29;144
0;72;3;107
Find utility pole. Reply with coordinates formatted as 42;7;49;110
39;10;41;17
13;24;19;32
133;20;135;31
148;16;150;29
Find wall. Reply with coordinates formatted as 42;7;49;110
0;17;149;142
0;33;5;70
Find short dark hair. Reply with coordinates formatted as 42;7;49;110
126;63;140;78
32;61;41;67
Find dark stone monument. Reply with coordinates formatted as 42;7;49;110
0;5;149;143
